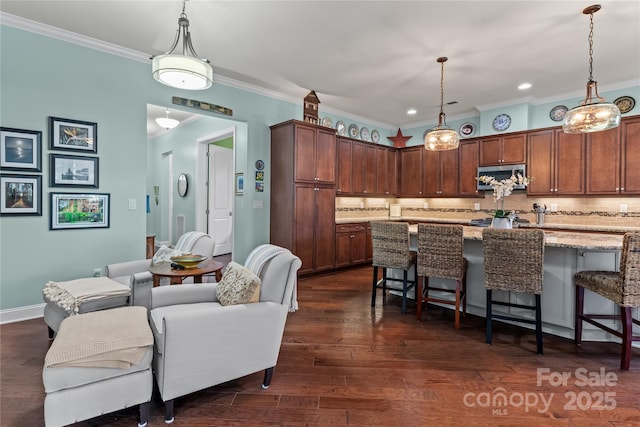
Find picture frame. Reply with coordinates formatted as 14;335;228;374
50;192;110;230
0;174;42;216
0;127;42;171
235;173;244;195
49;117;97;153
50;154;98;188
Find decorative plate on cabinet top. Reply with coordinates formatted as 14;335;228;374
459;122;476;137
335;120;346;136
360;127;370;141
371;129;380;143
348;123;359;139
549;105;568;122
492;113;511;131
321;117;333;128
614;96;635;114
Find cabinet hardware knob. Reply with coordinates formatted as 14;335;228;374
615;188;619;191
621;187;625;191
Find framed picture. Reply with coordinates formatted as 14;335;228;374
0;127;42;171
235;173;244;195
49;117;97;153
50;192;110;230
0;174;42;216
50;154;98;188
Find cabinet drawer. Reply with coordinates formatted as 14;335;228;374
336;224;367;233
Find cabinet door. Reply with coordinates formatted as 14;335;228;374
336;138;352;194
439;149;459;196
316;128;336;183
375;147;388;195
501;134;526;164
586;127;621;194
351;229;368;264
422;150;439;196
351;142;365;194
554;130;585;195
479;137;501;166
335;231;352;268
527;130;554;195
458;140;480;197
621;117;640;194
294;126;317;182
363;144;376;194
398;147;423;196
294;184;316;275
315;186;336;272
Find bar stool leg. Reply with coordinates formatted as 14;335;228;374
621;306;632;371
535;294;543;355
575;286;585;345
486;289;493;345
371;266;379;308
401;270;408;315
382;268;388;300
416;276;423;321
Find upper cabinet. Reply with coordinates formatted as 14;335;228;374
423;149;459;196
292;122;336;184
375;145;397;196
336;136;396;196
398;146;424;196
336;137;353;194
352;141;377;194
458;140;480;197
479;134;526;166
620;116;640;195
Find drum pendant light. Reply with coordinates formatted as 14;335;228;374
424;57;459;151
563;4;620;134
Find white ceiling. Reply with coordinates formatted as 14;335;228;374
2;1;639;137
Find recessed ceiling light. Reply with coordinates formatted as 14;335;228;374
407;109;417;115
518;82;532;90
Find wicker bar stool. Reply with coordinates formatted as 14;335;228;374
370;221;417;315
483;228;545;355
416;223;468;329
574;232;640;371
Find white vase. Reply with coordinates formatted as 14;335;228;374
491;217;513;229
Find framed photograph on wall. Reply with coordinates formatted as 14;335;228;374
49;117;97;153
50;154;98;188
0;174;42;216
235;173;244;195
0;127;42;171
50;192;110;230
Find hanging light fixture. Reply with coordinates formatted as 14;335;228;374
156;108;180;129
151;0;213;90
563;4;620;134
424;57;459;151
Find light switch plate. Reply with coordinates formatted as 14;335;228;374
474;203;480;211
620;204;628;213
128;199;136;210
550;203;558;212
423;202;429;209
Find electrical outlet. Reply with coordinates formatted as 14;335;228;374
423;202;429;209
620;203;628;213
359;202;365;209
474;203;480;211
550;203;558;212
93;268;102;277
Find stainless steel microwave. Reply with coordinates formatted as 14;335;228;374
477;164;526;190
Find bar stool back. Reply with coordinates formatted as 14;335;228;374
370;221;417;315
574;232;640;371
416;223;468;329
483;228;545;355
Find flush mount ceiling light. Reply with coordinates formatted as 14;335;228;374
424;57;459;151
563;4;620;134
151;0;213;90
156;108;180;129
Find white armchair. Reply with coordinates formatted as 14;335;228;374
148;246;302;423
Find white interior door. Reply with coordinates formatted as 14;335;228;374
208;144;233;255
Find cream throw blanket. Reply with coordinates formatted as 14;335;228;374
244;244;298;312
45;306;153;369
43;277;131;315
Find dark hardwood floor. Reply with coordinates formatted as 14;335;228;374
2;265;639;426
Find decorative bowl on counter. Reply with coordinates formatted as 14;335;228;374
170;254;206;269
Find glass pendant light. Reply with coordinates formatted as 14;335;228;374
156;108;180;129
425;57;459;151
563;4;620;134
151;0;213;90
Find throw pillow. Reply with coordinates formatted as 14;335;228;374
216;261;261;306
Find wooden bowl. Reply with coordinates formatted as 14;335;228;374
170;254;206;269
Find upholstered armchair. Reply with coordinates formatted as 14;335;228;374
148;245;302;423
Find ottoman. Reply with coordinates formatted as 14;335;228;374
42;306;154;427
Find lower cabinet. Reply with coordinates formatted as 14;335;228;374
335;223;368;268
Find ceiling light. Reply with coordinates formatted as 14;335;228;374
518;83;532;90
407;109;417;115
563;4;620;134
424;57;459;151
151;0;213;90
156;109;180;129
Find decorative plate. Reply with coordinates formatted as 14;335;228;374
614;96;635;114
549;105;568;122
459;122;476;137
492;113;511;131
255;159;265;171
335;121;346;136
371;129;380;143
321;117;333;128
360;127;370;141
348;123;359;139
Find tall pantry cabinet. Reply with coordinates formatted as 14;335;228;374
270;120;336;275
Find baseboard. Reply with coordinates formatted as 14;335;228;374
0;303;44;324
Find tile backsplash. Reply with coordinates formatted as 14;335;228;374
336;193;640;228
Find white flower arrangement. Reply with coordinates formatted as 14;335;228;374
477;173;532;218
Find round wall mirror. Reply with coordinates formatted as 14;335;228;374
177;173;188;197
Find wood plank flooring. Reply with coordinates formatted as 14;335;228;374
2;265;640;426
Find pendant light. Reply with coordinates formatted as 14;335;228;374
563;4;620;134
151;0;213;90
155;108;180;130
424;57;459;151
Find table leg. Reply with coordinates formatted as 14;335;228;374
153;276;160;287
215;270;222;282
194;275;203;284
